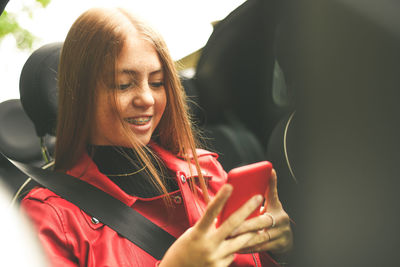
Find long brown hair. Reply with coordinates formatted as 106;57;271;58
55;8;209;204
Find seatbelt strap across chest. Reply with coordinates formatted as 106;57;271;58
5;155;176;260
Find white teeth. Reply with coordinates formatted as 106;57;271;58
125;117;151;125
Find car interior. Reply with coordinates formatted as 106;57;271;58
1;0;399;266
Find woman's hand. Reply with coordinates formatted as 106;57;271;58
232;170;293;255
159;184;264;267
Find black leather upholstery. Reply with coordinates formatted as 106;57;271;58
0;99;42;163
19;42;62;137
0;42;61;196
0;99;42;194
266;112;301;220
194;0;287;146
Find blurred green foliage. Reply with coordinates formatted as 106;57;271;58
0;0;51;49
36;0;51;7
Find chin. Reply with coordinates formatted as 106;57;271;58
135;135;152;146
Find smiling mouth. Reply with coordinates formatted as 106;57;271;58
124;116;151;125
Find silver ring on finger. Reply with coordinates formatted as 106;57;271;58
265;212;276;228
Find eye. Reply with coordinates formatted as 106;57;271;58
118;83;132;90
150;81;164;88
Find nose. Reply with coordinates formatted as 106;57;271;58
132;83;154;108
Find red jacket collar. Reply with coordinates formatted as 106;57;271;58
150;142;209;177
66;142;216;207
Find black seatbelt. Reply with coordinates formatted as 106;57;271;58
5;155;176;260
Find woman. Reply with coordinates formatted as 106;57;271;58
21;8;292;266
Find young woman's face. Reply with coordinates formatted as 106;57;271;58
91;32;167;147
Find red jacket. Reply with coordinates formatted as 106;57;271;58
22;143;279;267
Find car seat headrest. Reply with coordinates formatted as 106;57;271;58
19;42;62;137
194;0;282;143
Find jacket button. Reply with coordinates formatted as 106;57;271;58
180;174;186;183
173;196;182;204
91;217;100;224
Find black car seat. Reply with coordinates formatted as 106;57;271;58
180;0;293;171
0;99;45;196
181;76;265;171
0;43;61;201
192;0;291;149
266;111;303;222
263;1;299;218
19;42;61;140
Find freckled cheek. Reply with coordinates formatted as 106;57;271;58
96;101;122;127
115;96;132;113
96;113;112;133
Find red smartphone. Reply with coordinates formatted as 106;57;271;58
217;161;273;226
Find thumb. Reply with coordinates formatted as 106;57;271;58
264;169;282;211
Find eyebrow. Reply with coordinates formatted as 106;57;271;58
119;69;163;76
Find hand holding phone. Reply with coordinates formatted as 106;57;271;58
217;161;273;226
